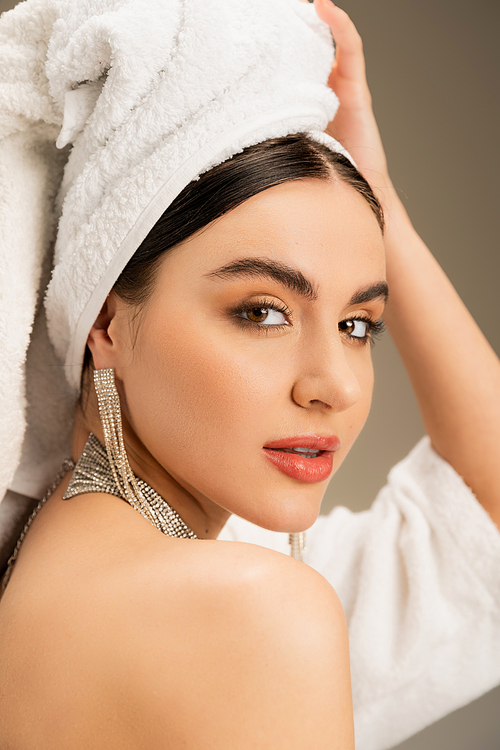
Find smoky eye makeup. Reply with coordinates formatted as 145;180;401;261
339;315;386;346
228;297;292;331
224;289;386;344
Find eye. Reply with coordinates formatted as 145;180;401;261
338;316;386;345
230;297;292;331
240;306;288;326
339;318;370;339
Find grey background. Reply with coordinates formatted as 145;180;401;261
1;0;498;747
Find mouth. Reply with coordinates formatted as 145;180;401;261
273;447;323;458
262;435;340;483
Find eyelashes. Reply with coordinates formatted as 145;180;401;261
341;315;386;346
229;298;386;345
230;298;291;333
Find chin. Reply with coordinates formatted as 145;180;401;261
228;489;324;534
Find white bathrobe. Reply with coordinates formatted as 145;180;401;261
220;437;500;750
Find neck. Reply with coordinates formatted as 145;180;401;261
73;399;231;540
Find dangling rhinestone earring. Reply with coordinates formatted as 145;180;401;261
93;367;156;526
289;531;306;562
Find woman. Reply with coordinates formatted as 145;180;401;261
0;0;499;748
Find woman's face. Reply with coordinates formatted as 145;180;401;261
103;178;387;535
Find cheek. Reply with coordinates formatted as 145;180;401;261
336;353;374;464
121;314;290;466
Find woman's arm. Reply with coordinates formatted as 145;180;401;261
314;0;500;529
382;203;500;529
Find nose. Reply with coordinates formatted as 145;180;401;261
291;336;362;413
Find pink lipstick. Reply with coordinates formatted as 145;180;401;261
262;435;340;483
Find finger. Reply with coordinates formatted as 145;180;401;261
313;0;367;84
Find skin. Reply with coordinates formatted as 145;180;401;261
2;1;500;747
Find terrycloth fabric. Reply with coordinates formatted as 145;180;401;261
220;437;500;750
0;0;350;510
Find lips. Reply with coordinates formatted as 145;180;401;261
262;435;340;483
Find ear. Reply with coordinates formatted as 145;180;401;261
86;292;123;370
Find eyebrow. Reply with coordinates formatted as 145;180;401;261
206;257;318;301
206;256;389;307
348;282;389;306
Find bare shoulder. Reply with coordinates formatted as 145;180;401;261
106;539;354;749
121;538;347;651
0;499;353;748
0;489;353;747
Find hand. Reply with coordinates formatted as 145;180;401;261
313;0;394;208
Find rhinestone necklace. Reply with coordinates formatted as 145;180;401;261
64;433;197;539
1;434;196;594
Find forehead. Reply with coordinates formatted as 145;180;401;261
164;178;386;299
